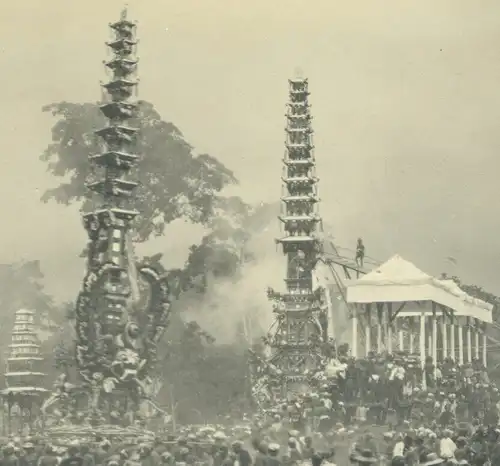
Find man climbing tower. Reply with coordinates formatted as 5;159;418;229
355;238;365;268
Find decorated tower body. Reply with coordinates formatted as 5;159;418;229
267;78;326;395
59;9;172;428
2;309;47;433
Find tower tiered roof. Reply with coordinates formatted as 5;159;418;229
276;78;321;298
81;7;140;278
85;8;140;214
4;309;47;395
75;7;144;386
265;77;326;390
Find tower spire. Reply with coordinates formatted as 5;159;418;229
266;76;325;394
293;66;304;80
120;5;128;21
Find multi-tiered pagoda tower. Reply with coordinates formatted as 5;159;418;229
42;10;172;431
76;9;141;393
2;309;48;433
266;77;327;395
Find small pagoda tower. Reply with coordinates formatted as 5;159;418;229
2;309;47;433
78;7;140;379
266;77;326;394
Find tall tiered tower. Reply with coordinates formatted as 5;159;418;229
267;77;326;394
40;10;171;436
2;309;47;433
62;10;172;429
76;8;140;383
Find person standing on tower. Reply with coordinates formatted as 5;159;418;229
355;238;365;268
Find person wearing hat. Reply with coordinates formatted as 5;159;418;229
251;439;267;466
80;445;95;466
300;436;314;460
104;447;121;466
439;430;457;460
124;450;141;466
450;447;468;466
267;444;280;466
94;440;111;466
21;442;37;466
391;456;405;466
419;453;444;466
213;432;228;445
350;449;377;465
310;452;325;466
213;443;229;466
490;434;500;466
159;452;174;466
231;441;251;466
149;443;162;466
144;443;164;466
59;445;83;466
286;438;302;463
322;449;336;466
38;445;58;466
3;444;18;466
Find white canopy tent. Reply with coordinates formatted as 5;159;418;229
343;255;492;381
347;255;492;323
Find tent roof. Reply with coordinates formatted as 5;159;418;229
357;254;432;286
347;254;493;323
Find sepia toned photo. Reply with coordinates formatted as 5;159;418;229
0;1;497;465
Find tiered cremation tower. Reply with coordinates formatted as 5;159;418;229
265;78;327;395
2;309;48;434
44;10;171;430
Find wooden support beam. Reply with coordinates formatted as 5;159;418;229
389;301;407;323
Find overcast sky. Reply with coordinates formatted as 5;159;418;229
1;0;500;301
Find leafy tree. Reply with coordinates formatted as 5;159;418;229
180;196;253;291
40;100;261;296
0;260;56;326
40;100;282;292
39;99;260;414
40;101;238;241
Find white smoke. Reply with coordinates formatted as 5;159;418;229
179;207;283;346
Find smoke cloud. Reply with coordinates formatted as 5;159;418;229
179;206;283;346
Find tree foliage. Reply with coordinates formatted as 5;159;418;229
38;99;258;416
40;101;238;242
157;319;248;423
181;196;255;290
0;260;56;325
450;275;500;321
39;100;277;299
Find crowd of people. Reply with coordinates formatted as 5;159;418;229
3;412;500;466
0;350;497;466
255;350;493;429
321;352;493;427
245;349;500;464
